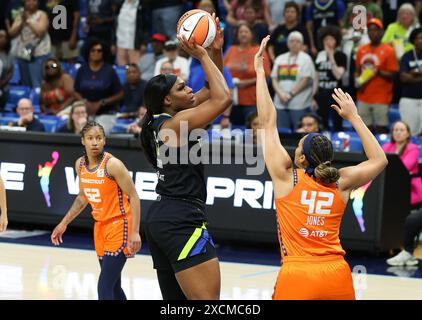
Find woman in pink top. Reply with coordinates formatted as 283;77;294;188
384;121;422;267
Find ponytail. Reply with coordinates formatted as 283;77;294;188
140;111;158;169
314;161;340;184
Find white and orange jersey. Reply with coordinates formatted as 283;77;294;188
79;152;131;222
275;169;347;258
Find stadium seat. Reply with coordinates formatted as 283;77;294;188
278;127;292;134
79;17;87;39
111;123;130;133
411;136;422;162
63;63;81;79
0;115;19;126
376;133;390;146
331;131;363;152
79;0;87;17
388;108;401;126
38;116;60;133
8;86;31;105
114;65;127;84
10;62;21;85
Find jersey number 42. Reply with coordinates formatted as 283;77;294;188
300;191;334;214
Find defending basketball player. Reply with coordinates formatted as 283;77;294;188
0;176;7;233
140;14;230;300
254;36;388;299
51;121;141;300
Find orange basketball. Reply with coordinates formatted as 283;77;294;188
177;9;217;48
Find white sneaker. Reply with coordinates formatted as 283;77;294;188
386;250;419;266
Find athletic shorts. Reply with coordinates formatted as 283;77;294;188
94;214;133;259
144;197;217;273
273;255;356;300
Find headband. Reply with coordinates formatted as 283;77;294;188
302;133;323;177
163;74;177;96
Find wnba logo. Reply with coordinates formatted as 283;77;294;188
299;228;309;238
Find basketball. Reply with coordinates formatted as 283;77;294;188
177;9;217;48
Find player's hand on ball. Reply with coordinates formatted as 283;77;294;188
177;34;207;60
210;13;224;51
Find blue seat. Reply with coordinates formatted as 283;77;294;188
114;66;127;84
8;86;31;105
112;123;129;133
411;136;422;162
4;103;15;112
0;116;19;126
278;127;292;134
39;117;59;133
63;63;81;79
30;87;41;106
388;108;401;126
78;17;87;39
376;133;390;146
331;131;363;152
10;62;21;85
115;118;134;124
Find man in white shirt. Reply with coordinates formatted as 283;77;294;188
154;40;190;81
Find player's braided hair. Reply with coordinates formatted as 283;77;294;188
81;121;106;138
309;135;340;184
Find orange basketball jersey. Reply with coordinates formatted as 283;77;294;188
79;152;131;222
275;169;347;258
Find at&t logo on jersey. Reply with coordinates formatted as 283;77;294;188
299;228;328;238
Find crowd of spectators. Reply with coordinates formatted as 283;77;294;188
0;0;421;141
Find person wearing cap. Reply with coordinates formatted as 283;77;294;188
398;27;422;136
139;33;167;81
154;39;190;82
271;31;315;131
355;18;398;133
382;3;420;59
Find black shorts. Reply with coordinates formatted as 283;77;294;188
144;196;218;273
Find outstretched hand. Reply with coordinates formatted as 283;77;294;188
331;88;359;121
177;34;208;61
254;35;270;73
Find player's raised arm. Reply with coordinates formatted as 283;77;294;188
255;36;293;181
0;176;7;232
331;88;389;191
51;158;88;245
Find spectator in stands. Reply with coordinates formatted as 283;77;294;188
188;57;235;129
56;100;88;134
266;0;305;31
12;98;45;131
341;13;370;101
139;33;166;81
121;63;147;114
314;25;347;132
384;120;422;266
9;0;51;88
39;58;75;115
159;60;174;75
115;0;148;66
296;113;323;134
382;3;420;60
305;0;346;56
355;18;398;134
85;0;117;48
399;27;422;136
46;0;80;63
5;0;25;40
0;30;14;113
224;23;271;126
149;1;184;39
127;105;147;136
380;0;422;27
243;5;269;43
268;1;310;62
225;0;271;45
154;40;189;81
343;0;383;30
74;38;123;135
271;31;315;130
245;111;259;144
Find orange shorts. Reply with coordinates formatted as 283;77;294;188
273;255;355;300
94;215;133;258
